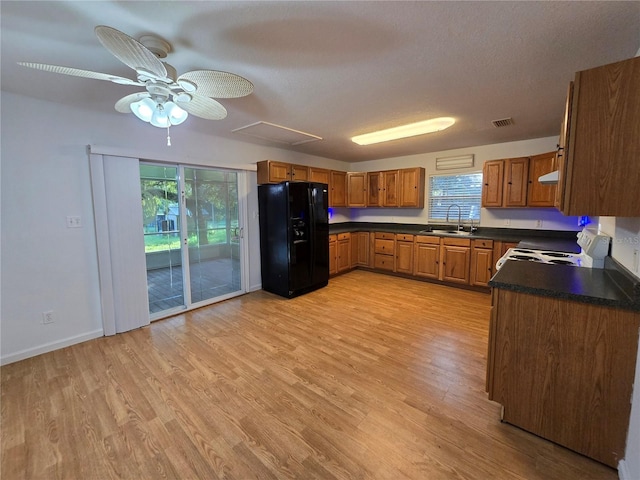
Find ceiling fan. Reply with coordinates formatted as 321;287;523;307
18;25;254;144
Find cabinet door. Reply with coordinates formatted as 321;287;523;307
257;160;291;184
309;167;330;185
291;164;309;182
329;236;337;275
561;57;640;216
351;232;370;267
336;233;351;272
398;168;425;208
489;289;640;468
481;160;504;207
470;248;493;286
367;172;381;206
527;152;557;207
395;236;414;274
503;157;529;207
347;172;368;207
555;82;573;211
440;245;471;284
330;171;347;207
414;242;440;279
381;170;399;207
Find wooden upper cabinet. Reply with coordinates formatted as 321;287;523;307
558;56;640;216
347;172;368;207
527;152;557;207
555;82;573;211
482;160;504;207
309;167;330;185
291;164;309;182
398;167;425;208
367;172;382;206
503;157;529;207
330;170;347;207
256;161;308;184
257;160;291;184
381;170;399;207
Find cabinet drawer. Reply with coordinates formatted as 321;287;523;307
415;235;440;245
396;233;414;242
337;233;350;241
375;232;395;240
473;239;494;249
374;253;394;271
329;234;337;243
374;239;394;254
442;237;471;247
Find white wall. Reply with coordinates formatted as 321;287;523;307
0;91;349;364
348;137;581;231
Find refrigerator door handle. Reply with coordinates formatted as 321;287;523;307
308;187;315;279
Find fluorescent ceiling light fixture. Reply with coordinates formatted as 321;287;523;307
352;117;455;145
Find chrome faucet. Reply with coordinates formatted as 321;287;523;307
446;204;463;231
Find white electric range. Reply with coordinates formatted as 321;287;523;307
496;228;611;271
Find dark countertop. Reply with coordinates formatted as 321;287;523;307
329;222;581;252
489;258;640;311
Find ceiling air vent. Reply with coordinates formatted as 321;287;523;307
492;117;515;128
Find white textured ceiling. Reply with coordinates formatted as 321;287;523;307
1;1;639;162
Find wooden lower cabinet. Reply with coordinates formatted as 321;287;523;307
395;234;414;274
439;238;471;284
470;239;494;287
414;235;440;279
374;232;395;272
329;235;337;275
351;231;370;267
487;288;640;468
336;233;351;272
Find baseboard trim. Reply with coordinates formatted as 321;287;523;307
0;329;104;366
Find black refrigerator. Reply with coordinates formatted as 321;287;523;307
258;181;329;298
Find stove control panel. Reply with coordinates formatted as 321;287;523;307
577;228;611;259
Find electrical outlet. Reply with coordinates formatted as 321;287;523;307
504;219;511;226
42;311;54;324
66;216;82;228
535;220;543;228
633;249;639;273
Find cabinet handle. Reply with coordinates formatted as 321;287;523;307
484;183;489;186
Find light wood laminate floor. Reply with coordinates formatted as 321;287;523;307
1;270;617;479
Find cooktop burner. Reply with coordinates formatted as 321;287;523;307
541;252;572;258
510;255;544;261
548;259;576;265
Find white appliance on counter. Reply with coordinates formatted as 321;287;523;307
496;227;611;270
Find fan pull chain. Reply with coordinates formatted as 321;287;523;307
166;125;171;146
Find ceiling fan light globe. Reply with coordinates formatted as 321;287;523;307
150;107;170;128
165;102;188;125
130;97;155;122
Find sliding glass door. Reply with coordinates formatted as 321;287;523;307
140;163;245;318
184;168;241;305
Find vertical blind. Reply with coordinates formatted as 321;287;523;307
428;173;482;222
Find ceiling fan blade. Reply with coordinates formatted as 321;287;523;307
95;25;167;79
114;92;150;113
17;62;143;86
175;95;227;120
177;70;254;98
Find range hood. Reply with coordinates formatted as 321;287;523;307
538;170;559;185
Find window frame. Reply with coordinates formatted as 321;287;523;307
427;171;483;223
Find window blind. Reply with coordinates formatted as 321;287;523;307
428;173;482;222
